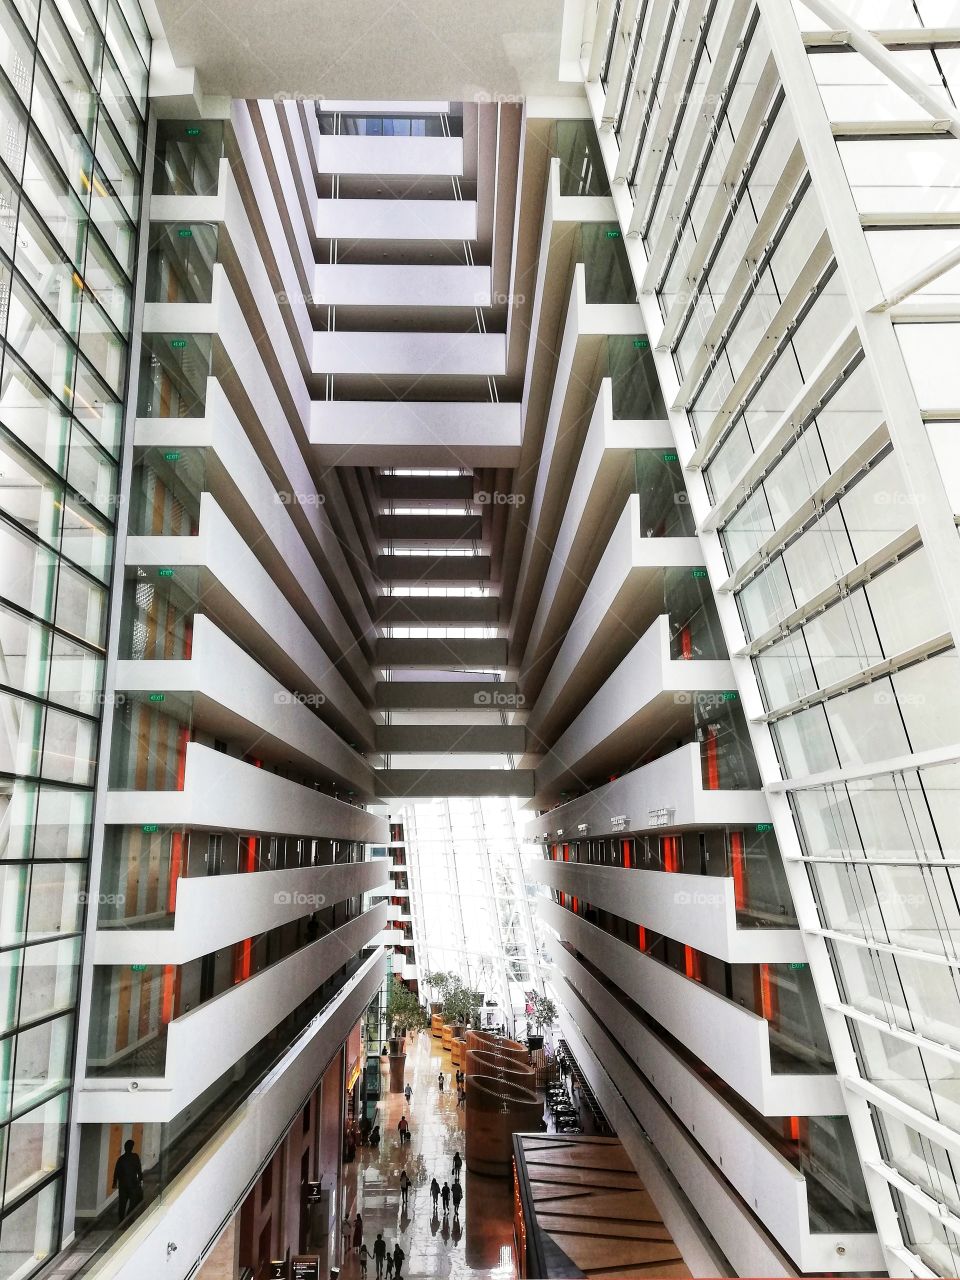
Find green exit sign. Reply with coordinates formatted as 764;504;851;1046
721;691;738;702
170;338;188;350
142;823;159;833
634;338;649;350
662;452;678;462
148;693;165;702
789;962;808;971
157;567;174;578
691;568;708;579
755;822;773;833
186;126;201;136
130;964;147;972
177;227;193;238
605;228;620;239
163;451;181;462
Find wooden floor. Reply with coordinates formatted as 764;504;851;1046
515;1134;692;1279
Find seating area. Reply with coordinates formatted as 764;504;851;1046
555;1039;612;1137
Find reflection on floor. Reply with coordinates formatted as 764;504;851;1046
338;1031;518;1280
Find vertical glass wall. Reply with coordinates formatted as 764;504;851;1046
0;0;149;1272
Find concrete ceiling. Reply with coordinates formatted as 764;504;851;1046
150;0;577;102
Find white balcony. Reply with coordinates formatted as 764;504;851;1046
521;379;672;687
523;743;767;837
313;263;491;308
316;198;477;241
512;265;645;634
105;742;388;845
74;951;386;1278
524;495;703;746
539;899;842;1116
312;330;506;377
534;615;734;804
78;906;387;1123
94;861;389;966
125;493;374;745
551;949;884;1275
315;135;463;175
134;379;370;693
116;616;374;798
532;859;803;964
309;399;521;467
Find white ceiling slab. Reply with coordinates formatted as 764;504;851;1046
148;0;578;101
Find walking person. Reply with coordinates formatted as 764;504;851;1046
441;1180;451;1214
452;1150;462;1181
438;1071;444;1094
353;1213;363;1252
397;1114;409;1145
452;1179;463;1219
399;1168;410;1209
430;1175;440;1209
341;1215;353;1258
385;1252;394;1280
404;1082;412;1105
112;1139;143;1223
359;1243;369;1279
393;1242;405;1279
373;1232;387;1279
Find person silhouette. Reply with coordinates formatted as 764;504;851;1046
112;1140;142;1223
430;1176;440;1208
441;1180;450;1214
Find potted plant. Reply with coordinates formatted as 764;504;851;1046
527;993;558;1051
442;979;483;1030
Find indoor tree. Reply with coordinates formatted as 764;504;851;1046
530;993;558;1034
386;983;428;1038
442;978;483;1029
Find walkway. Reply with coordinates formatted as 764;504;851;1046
338;1032;517;1280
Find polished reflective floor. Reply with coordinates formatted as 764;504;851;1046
338;1033;517;1280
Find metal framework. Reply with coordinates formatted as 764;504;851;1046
571;0;960;1273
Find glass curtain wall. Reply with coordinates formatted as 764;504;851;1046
403;797;541;1035
0;0;149;1273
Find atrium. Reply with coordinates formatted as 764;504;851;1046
1;1;960;1278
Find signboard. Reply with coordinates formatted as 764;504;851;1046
163;451;182;462
148;693;165;703
186;126;201;137
291;1258;321;1280
633;338;649;350
141;824;158;834
648;807;675;829
268;1263;286;1279
157;568;174;578
177;228;193;238
170;338;188;350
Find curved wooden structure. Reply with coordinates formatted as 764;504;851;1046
464;1074;542;1177
465;1031;528;1064
442;1023;454;1051
431;1012;444;1039
451;1037;466;1067
465;1048;534;1087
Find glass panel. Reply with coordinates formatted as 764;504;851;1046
136;333;211;418
145;223;217;305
